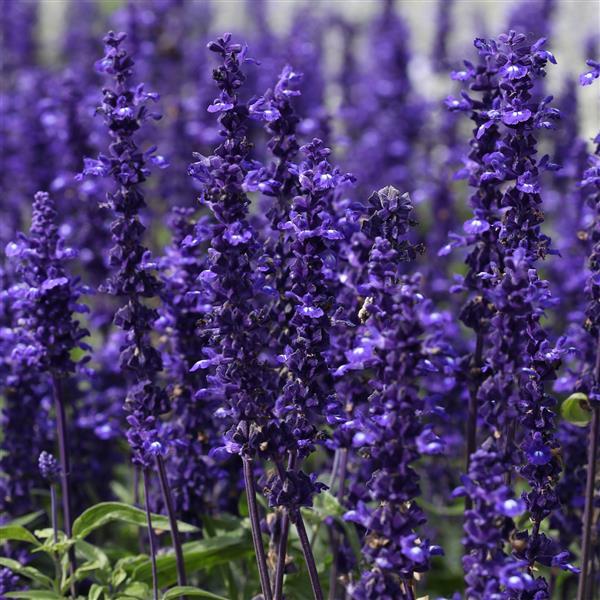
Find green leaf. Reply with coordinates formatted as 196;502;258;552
75;539;110;571
120;582;150;599
317;491;344;517
111;568;128;588
4;511;44;528
33;528;60;540
237;492;249;518
202;513;244;533
63;541;111;592
561;393;592;427
132;531;253;588
162;587;229;600
303;493;362;569
0;524;40;545
114;555;148;572
5;593;62;599
0;558;53;589
72;502;198;539
89;584;105;600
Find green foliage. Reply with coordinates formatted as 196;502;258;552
132;531;254;588
71;502;198;539
561;392;592;427
161;587;228;600
0;492;368;598
0;525;41;545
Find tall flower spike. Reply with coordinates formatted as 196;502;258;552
343;0;426;202
339;188;441;598
80;29;167;472
0;261;50;520
189;33;274;600
446;31;573;596
576;58;600;600
157;208;228;523
80;30;185;593
432;0;454;72
6;191;90;571
246;64;320;599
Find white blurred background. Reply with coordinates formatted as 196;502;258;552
38;0;599;136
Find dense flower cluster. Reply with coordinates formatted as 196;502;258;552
445;31;580;596
343;188;441;598
1;2;599;599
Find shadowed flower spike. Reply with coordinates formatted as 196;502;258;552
80;32;168;467
80;29;188;593
336;187;440;597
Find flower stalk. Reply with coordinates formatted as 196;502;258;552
143;469;159;600
156;454;186;588
243;455;273;600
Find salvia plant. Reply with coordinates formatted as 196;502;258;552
0;2;599;600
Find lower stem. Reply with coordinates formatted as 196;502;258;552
466;333;484;463
242;455;273;600
50;484;58;544
52;377;76;595
328;448;349;600
273;452;297;600
143;469;160;600
577;403;600;600
293;510;324;600
50;484;61;582
134;465;145;553
465;333;483;510
273;511;290;600
328;527;340;600
156;455;187;588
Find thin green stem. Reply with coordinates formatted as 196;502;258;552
156;455;187;588
577;404;600;600
242;455;273;600
51;377;76;598
293;510;323;600
143;469;159;600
